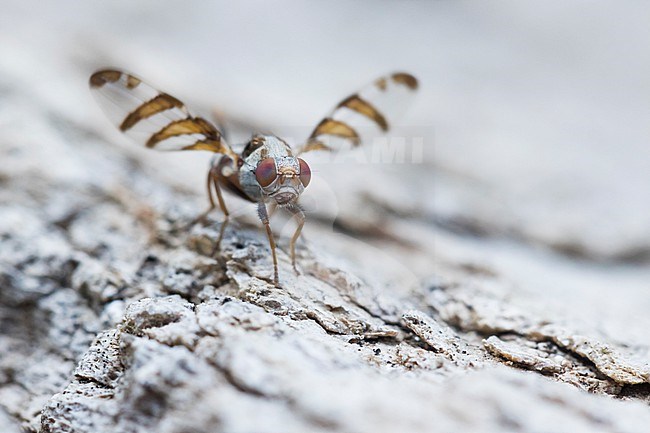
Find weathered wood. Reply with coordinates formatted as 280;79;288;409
0;83;649;433
1;4;650;430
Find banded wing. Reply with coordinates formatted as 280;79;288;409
298;72;418;154
89;69;237;160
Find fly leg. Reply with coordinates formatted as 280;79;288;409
267;201;278;218
191;167;218;227
210;174;230;255
258;201;279;285
285;203;306;275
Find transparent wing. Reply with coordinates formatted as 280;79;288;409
297;72;418;155
89;69;237;159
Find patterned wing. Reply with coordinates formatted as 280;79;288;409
89;69;237;160
298;72;418;154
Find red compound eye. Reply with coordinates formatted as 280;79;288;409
298;158;311;187
255;158;278;187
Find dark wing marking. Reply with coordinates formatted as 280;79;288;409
120;93;184;132
298;72;418;154
89;68;237;160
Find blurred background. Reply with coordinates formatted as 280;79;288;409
1;1;650;342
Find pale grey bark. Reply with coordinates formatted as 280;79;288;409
1;83;649;432
2;2;650;432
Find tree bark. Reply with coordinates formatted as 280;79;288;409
1;85;649;433
1;4;650;430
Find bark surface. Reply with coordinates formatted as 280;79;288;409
1;3;650;432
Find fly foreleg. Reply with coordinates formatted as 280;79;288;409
284;203;305;275
258;201;279;285
210;172;230;255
